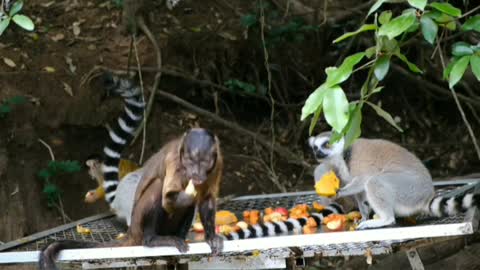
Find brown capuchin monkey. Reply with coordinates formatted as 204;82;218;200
39;128;224;270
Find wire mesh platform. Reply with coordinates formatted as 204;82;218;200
0;179;479;269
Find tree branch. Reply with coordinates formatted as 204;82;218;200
155;89;312;169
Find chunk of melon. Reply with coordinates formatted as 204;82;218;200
314;170;340;197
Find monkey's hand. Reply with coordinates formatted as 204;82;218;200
144;236;189;253
206;235;224;255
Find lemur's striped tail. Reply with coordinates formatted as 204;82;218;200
101;73;145;204
428;192;480;217
223;203;344;240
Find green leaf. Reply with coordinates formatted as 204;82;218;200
420;16;438;45
7;96;26;105
9;0;23;16
333;24;377;43
366;101;403;132
343;104;362;148
429;2;461;17
12;15;34;31
325;52;365;87
370;86;384;96
37;169;51;181
448;55;471;89
443;58;457;80
241;14;257;28
452;42;474;56
470;55;480;81
225;79;257;94
301;84;327;120
462;15;480;32
408;0;427;11
0;105;12;116
445;21;456;30
374;55;390;81
309;105;323;135
395;52;423;73
378;12;417;40
379;10;392;25
323;86;349;133
368;0;387;16
0;18;11;36
365;46;377;58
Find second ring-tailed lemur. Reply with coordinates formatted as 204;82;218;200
309;131;479;230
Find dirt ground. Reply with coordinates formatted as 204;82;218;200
1;0;480;269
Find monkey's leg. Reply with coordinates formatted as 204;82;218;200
142;207;189;253
199;195;224;255
356;176;396;230
336;177;367;198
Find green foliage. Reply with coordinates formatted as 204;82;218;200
240;3;320;47
462;15;480;32
302;1;480;145
112;0;124;8
420;16;438;45
225;79;265;95
378;10;417;39
37;160;81;207
0;0;35;36
0;96;26;118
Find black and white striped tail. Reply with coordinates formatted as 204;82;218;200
428;192;480;217
223;203;344;240
101;73;145;205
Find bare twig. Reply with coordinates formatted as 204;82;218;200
459;5;480;19
132;33;147;164
130;16;163;152
437;33;480;160
391;64;480;107
37;138;72;224
90;65;304;108
38;139;55;161
155;89;311;169
260;0;285;192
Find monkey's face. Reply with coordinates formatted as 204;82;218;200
308;132;344;161
181;129;217;186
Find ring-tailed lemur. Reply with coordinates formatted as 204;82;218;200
309;131;480;230
100;73;145;207
222;203;344;240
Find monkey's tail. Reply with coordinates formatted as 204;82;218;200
38;239;120;270
223;203;343;240
101;72;145;205
427;192;480;218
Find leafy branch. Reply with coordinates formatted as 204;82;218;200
301;1;480;151
0;0;35;36
0;95;26;118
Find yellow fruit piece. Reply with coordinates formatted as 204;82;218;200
215;210;238;225
326;220;342;230
346;211;362;221
76;225;91;235
185;180;197;197
119;159;140;179
116;233;127;240
314;171;340;197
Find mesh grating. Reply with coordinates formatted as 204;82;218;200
2;182;475;255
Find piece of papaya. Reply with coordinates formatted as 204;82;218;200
314;170;340;197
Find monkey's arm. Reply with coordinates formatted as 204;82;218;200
199;195;224;255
